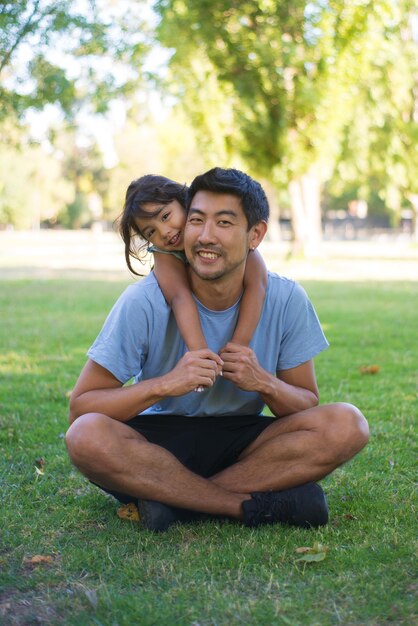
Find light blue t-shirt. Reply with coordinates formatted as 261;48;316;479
88;272;329;417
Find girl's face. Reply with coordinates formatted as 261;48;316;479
135;200;186;251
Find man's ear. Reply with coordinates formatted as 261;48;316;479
248;220;268;250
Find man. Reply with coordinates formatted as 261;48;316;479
66;167;369;532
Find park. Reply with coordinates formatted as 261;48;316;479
1;2;417;625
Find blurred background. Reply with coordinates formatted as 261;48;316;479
0;0;417;280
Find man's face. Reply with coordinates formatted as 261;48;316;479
184;191;252;281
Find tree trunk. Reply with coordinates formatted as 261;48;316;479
288;166;322;256
261;179;282;243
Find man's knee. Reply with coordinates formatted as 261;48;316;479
65;412;108;468
325;403;369;464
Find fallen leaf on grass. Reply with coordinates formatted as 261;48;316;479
296;552;327;563
295;542;328;563
331;513;358;526
359;364;380;375
117;502;140;522
23;555;54;566
34;457;45;476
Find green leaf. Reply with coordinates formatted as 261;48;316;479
295;551;327;563
295;542;329;563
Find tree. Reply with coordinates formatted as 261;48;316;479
328;3;418;237
155;0;418;253
0;136;74;229
0;0;149;121
0;0;150;229
55;127;110;228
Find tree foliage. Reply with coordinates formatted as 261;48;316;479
155;0;418;250
329;3;418;220
0;0;151;229
0;0;149;120
0;134;74;229
0;120;111;229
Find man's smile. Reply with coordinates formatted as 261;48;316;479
195;248;222;261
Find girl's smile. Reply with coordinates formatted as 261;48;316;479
135;200;186;251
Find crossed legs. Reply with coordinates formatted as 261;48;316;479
65;403;369;520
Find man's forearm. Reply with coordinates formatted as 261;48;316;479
69;376;172;424
220;344;319;418
69;349;223;423
257;371;319;417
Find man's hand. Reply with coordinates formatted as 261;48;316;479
162;349;224;396
219;342;267;392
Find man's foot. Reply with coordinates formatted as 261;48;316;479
242;482;329;529
137;499;200;532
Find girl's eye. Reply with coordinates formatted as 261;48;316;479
147;229;155;238
161;212;170;221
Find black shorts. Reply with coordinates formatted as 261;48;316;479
98;413;275;504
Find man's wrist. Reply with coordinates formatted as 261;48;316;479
151;374;174;399
256;369;280;398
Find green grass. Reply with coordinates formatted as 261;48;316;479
0;279;417;626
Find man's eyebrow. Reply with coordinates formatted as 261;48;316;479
188;208;239;218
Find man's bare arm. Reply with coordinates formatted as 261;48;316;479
69;350;223;424
219;342;319;417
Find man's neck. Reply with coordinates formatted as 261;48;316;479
188;268;245;311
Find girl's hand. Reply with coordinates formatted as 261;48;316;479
162;349;224;396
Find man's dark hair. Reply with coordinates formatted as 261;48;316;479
118;174;188;275
188;167;269;229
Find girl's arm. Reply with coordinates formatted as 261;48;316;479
153;251;207;351
231;249;267;346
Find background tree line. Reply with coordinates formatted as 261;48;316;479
1;0;417;250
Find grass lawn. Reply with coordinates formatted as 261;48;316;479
0;278;416;625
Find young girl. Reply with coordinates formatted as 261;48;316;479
119;174;267;378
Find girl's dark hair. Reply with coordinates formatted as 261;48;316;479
118;174;188;275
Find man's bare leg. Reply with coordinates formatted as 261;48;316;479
210;403;369;493
66;403;368;521
66;413;247;519
66;413;328;531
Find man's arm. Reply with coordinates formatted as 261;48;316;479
69;350;223;424
219;343;319;417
